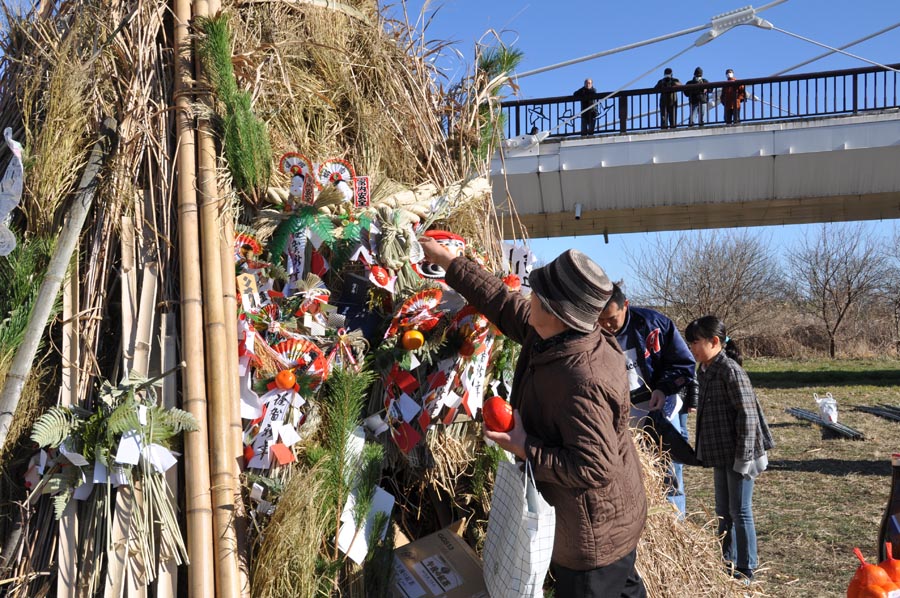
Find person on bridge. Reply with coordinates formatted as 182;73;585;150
721;68;747;125
419;239;648;597
597;283;696;517
655;67;681;130
684;66;710;126
684;315;774;583
573;78;600;135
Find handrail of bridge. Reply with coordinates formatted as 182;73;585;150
499;63;900;139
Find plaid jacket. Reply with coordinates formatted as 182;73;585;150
694;351;774;468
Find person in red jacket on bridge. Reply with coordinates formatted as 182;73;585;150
721;68;747;125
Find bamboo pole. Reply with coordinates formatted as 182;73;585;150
0;118;116;454
104;209;145;598
219;203;251;598
57;257;79;598
193;0;241;594
121;213;138;373
172;0;216;594
205;0;249;589
156;312;179;598
219;209;242;469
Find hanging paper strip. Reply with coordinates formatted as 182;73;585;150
285;228;308;296
0;128;24;256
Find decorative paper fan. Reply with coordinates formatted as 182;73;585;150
451;305;491;357
271;338;327;370
291;273;331;317
235;230;264;263
386;288;443;337
260;302;280;323
452;305;490;338
271;337;330;391
279;152;315;200
317;158;355;202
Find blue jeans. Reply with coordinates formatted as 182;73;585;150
659;412;685;516
713;466;758;572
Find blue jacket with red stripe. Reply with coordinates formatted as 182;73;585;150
615;306;696;401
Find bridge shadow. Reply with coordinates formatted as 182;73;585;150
750;369;900;389
767;458;889;476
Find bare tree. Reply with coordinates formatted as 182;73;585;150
787;223;889;358
625;229;782;332
879;225;900;353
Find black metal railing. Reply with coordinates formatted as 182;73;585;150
500;63;900;139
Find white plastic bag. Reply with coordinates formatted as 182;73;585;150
814;392;838;424
483;458;555;598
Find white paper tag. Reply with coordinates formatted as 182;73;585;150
397;393;422;423
363;414;389;436
279;424;302;447
114;430;142;465
337;486;395;564
250;483;265;501
144;443;178;473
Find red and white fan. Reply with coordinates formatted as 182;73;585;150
279;152;315;200
317;158;355;203
385;288;443;339
270;338;330;391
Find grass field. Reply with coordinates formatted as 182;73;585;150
682;358;900;597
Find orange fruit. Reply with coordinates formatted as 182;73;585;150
482;396;514;432
275;369;297;390
401;329;425;351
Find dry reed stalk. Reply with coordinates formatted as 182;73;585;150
16;17;92;237
421;426;476;495
634;434;763;597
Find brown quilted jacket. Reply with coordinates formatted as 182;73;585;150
446;258;647;570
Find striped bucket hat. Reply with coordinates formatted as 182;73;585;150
529;249;612;333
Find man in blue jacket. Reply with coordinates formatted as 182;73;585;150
598;283;696;515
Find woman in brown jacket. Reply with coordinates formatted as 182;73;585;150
420;240;648;597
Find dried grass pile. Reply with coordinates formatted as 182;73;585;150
635;433;764;597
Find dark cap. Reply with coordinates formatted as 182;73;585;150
529;249;612;333
694;67;703;76
664;67;673;75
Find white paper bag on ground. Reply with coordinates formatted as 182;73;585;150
483;458;555;598
814;392;838;423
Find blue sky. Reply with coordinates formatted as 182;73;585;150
392;0;900;285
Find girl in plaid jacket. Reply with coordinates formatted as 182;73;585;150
685;316;774;583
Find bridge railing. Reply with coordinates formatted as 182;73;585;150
500;63;900;138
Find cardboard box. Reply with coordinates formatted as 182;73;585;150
391;527;488;598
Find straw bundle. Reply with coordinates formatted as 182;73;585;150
228;0;459;191
249;467;330;598
634;433;764;597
